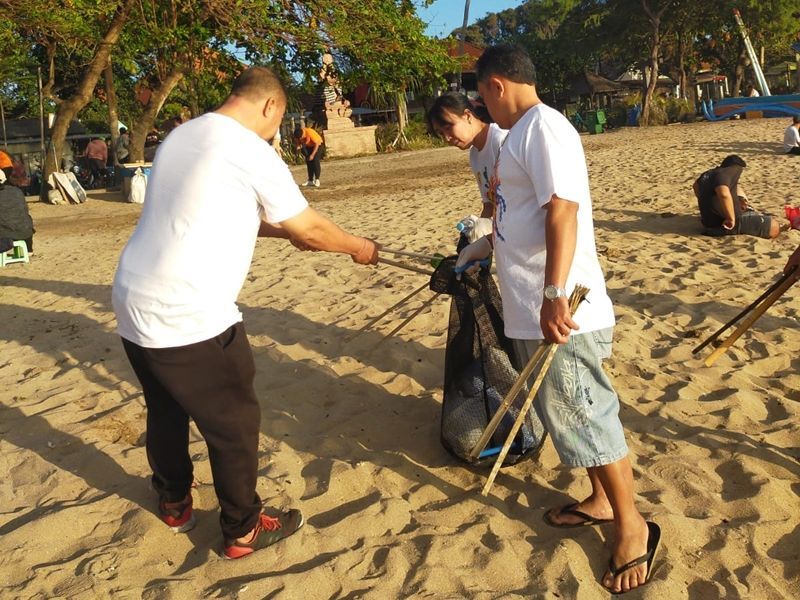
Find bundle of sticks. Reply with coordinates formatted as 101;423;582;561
470;284;590;497
693;265;798;367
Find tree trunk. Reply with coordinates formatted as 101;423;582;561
129;67;185;162
732;44;747;98
390;87;409;149
42;0;136;200
795;52;800;93
103;56;120;163
639;0;671;127
640;29;660;126
182;76;201;118
677;32;688;100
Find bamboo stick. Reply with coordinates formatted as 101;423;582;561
348;281;430;340
382;247;437;262
703;275;796;367
375;293;440;343
479;284;590;497
468;342;549;460
693;265;797;355
378;257;434;276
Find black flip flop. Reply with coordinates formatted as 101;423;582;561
542;502;614;528
606;521;661;595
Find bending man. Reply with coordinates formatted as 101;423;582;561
112;66;378;560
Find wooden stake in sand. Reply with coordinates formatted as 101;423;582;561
476;285;590;497
702;270;797;367
692;265;798;356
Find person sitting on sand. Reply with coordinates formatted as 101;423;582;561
692;155;781;239
0;169;34;253
783;115;800;155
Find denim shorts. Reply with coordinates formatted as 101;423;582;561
512;328;628;468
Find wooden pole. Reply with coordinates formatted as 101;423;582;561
345;281;429;342
481;344;561;496
378;257;433;277
382;247;437;262
0;97;7;151
468;342;549;461
692;266;797;355
704;275;796;367
474;284;590;496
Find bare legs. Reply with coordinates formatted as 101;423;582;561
546;457;649;594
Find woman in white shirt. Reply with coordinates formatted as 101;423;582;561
427;92;507;225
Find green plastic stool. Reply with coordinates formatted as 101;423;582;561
0;240;30;267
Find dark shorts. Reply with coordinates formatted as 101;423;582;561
703;211;773;239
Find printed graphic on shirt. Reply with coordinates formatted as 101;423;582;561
490;153;506;241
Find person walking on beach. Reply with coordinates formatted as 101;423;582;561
783;115;800;155
293;125;324;187
692;155;782;239
112;66;379;560
455;45;659;595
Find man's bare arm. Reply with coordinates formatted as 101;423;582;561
258;221;290;239
278;206;378;264
714;185;736;229
541;195;579;344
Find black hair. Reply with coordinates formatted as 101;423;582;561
793;114;800;124
293;125;302;138
231;66;287;102
426;92;492;136
720;154;746;169
475;44;537;85
119;127;127;134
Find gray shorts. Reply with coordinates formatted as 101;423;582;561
703;211;773;239
512;328;628;468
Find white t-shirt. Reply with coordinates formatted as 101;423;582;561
492;103;615;340
112;113;308;348
783;125;800;152
469;123;507;205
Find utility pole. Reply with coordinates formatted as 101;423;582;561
457;0;471;92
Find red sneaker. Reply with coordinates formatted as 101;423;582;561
222;510;304;559
158;493;196;533
785;205;800;230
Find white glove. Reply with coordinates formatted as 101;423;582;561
468;217;494;243
455;235;492;277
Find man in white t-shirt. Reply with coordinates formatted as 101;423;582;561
112;67;379;560
455;46;658;595
783;115;800;155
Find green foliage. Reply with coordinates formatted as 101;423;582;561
374;116;446;152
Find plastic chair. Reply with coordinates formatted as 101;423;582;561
0;240;30;267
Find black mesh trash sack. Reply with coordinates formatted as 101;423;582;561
429;254;547;465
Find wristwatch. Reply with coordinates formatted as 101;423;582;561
543;284;567;301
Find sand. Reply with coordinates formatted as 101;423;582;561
0;116;798;599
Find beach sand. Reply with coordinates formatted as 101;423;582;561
1;117;798;599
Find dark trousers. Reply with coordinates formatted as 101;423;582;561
88;157;106;182
303;145;324;181
121;322;262;539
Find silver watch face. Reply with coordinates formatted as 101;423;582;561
544;285;558;300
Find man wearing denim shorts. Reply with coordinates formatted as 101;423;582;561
456;45;657;595
693;155;781;239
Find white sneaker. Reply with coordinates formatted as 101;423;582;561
313;179;320;187
301;180;313;187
